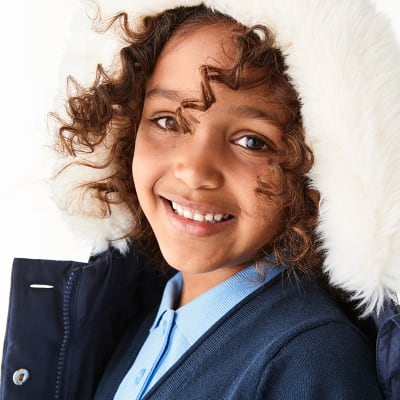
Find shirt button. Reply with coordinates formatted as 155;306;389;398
135;368;146;385
13;369;30;385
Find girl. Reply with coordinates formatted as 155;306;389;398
2;1;400;399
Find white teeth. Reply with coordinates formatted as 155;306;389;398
183;209;193;219
205;214;214;222
169;201;230;223
214;214;223;222
193;213;204;222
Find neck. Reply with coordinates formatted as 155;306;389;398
178;264;248;307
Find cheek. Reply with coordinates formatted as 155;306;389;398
132;128;152;194
252;197;284;234
132;126;168;204
238;170;285;237
132;127;154;173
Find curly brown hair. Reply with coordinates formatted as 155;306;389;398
53;4;322;275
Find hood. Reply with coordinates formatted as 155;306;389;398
52;0;400;315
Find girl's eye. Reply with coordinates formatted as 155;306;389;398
234;135;272;152
151;116;179;131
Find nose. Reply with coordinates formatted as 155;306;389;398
173;134;224;190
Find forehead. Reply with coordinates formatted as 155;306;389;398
144;24;289;128
147;24;237;91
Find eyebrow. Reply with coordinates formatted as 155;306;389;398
228;104;275;122
145;88;185;102
146;88;277;122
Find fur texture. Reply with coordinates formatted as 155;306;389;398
53;0;400;314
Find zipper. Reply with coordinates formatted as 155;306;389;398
54;270;77;400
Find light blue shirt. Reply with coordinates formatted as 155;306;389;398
114;264;284;400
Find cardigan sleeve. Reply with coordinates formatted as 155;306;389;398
259;321;384;399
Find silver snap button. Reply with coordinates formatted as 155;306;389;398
13;368;30;385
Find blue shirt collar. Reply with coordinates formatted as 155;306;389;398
151;263;285;346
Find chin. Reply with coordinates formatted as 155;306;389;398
162;254;214;274
160;248;250;276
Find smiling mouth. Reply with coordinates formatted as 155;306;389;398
168;200;233;223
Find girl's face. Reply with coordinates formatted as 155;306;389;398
133;24;284;282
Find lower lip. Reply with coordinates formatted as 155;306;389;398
161;198;234;237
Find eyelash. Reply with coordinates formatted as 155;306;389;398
150;116;179;132
234;135;276;153
149;116;276;153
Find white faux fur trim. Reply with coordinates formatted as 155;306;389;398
54;0;400;314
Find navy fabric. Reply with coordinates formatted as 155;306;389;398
95;272;383;400
0;248;169;400
374;301;400;400
0;247;390;399
1;258;85;400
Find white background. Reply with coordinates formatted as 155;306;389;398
0;0;399;350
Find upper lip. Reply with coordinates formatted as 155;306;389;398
159;194;235;217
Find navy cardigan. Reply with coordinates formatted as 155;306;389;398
0;247;390;399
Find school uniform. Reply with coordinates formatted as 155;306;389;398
0;247;384;399
2;0;400;399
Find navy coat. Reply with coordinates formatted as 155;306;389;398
0;247;399;399
0;247;170;399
